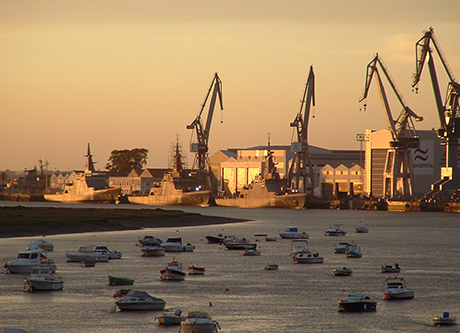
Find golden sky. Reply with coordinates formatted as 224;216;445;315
1;0;459;171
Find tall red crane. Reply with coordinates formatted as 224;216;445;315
412;27;460;196
187;73;223;190
360;54;423;198
288;66;316;195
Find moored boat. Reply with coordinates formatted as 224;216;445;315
224;237;256;250
138;235;163;246
180;311;221;333
338;292;377;312
141;243;165;257
432;312;457;326
334;242;354;254
156;309;184;325
265;264;278;270
346;245;362;258
108;275;135;286
384;276;414;300
95;246;122;259
243;248;261;256
295;252;324;264
161;236;195;252
115;290;165;311
333;267;353;276
160;259;186;281
66;244;109;262
381;263;400;273
26;239;54;252
4;249;57;274
205;234;226;244
355;223;369;233
290;240;311;258
23;266;63;291
325;224;347;236
279;226;309;239
188;266;205;275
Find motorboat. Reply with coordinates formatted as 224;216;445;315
160;259;186;281
66;244;109;262
26;239;54;251
180;311;221;333
138;235;163;246
333;267;353;276
4;249;57;274
325;224;347;236
188;266;205;275
334;242;354;254
115;290;165;311
381;263;401;273
243;248;261;256
95;246;122;259
338;292;377;312
265;236;278;241
355;223;369;233
224;237;256;250
432;312;457;325
156;309;184;325
265;264;278;270
141;243;165;257
205;234;226;244
346;245;362;258
279;226;309;239
108;275;134;286
23;266;63;291
384;276;414;300
295;252;324;264
161;236;195;252
290;240;311;258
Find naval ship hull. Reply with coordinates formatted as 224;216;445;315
215;184;306;209
44;187;119;203
128;190;210;207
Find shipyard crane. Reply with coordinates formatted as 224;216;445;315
359;54;423;198
412;27;460;196
288;66;316;195
187;72;223;190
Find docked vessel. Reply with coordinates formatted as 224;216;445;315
128;140;210;207
215;142;307;209
115;290;165;311
383;276;414;300
44;144;120;203
4;249;57;274
23;266;64;291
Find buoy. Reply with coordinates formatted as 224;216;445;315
225;287;229;291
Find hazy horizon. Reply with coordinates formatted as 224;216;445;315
1;1;459;171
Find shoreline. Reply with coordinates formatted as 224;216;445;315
0;205;250;239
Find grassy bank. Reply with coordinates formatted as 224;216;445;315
0;205;249;238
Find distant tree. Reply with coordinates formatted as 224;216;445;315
106;148;149;172
0;172;9;185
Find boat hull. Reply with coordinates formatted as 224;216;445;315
215;192;306;209
157;314;184;325
384;292;414;300
108;275;134;286
116;301;165;311
141;247;165;257
66;253;109;262
338;300;377;312
224;243;256;250
4;261;57;274
188;266;205;275
128;190;211;207
24;279;64;291
160;269;186;281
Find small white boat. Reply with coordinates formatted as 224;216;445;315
338;292;377;312
115;290;165;311
224;237;256;250
243;248;261;256
4;249;57;274
325;224;347;236
66;244;109;262
156;309;184;325
384;276;414;300
181;311;221;333
161;236;195;252
355;223;369;233
95;245;122;259
26;239;54;251
334;242;354;253
381;263;401;273
346;245;362;258
160;259;186;280
265;264;278;270
23;266;64;291
141;244;165;257
188;266;205;275
295;252;324;264
279;226;309;239
290;240;311;258
433;312;457;326
333;267;353;276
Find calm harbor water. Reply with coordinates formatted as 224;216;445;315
0;202;459;333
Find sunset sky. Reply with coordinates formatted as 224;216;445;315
1;1;460;172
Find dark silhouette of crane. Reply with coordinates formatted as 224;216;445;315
412;27;460;197
359;54;423;198
288;66;316;195
187;73;223;191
